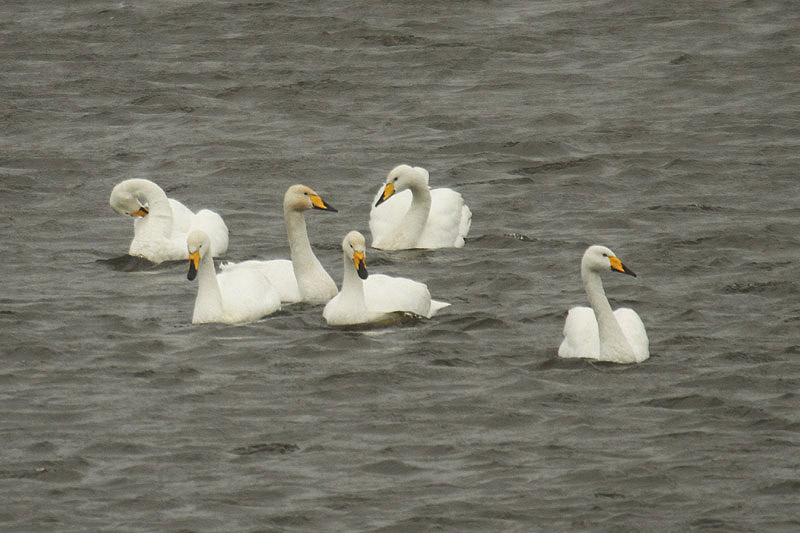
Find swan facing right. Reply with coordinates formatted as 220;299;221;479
558;245;649;364
221;184;338;304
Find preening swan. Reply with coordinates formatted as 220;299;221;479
186;230;280;324
558;245;649;364
323;231;450;326
221;184;338;304
110;178;228;264
369;164;471;250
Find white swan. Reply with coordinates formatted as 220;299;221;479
186;230;280;324
110;178;228;264
558;245;649;364
323;231;450;326
369;164;471;250
221;184;338;304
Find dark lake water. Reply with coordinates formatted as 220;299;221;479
2;1;798;531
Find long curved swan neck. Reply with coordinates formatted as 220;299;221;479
402;183;432;240
129;180;174;238
284;208;311;256
284;208;327;280
340;254;367;310
582;270;613;320
582;268;635;361
194;254;223;319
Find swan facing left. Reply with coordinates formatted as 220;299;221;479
109;178;228;264
323;231;450;327
186;230;280;324
369;164;471;250
558;245;649;364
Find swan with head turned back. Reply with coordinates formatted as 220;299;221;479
221;184;338;304
558;245;649;364
369;164;471;250
323;231;450;326
109;178;228;264
186;230;280;324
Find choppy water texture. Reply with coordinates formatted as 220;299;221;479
2;1;799;531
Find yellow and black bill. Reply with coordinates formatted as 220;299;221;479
353;250;368;280
310;194;337;212
609;256;637;277
187;250;200;280
374;182;395;207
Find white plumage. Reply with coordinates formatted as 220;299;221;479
323;231;450;326
221;184;338;304
558;245;649;364
186;230;280;324
109;178;228;264
369;165;471;250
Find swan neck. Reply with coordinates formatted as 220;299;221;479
136;182;173;237
582;270;613;321
284;208;327;285
195;254;224;316
340;254;367;310
582;267;633;359
285;209;314;260
402;184;431;240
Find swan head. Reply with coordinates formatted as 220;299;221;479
582;245;637;277
343;231;368;280
284;184;337;213
186;230;212;281
374;165;430;207
109;181;150;217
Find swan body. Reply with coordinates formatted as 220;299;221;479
187;230;280;324
110;178;228;263
558;245;649;364
369;165;471;250
323;231;450;326
221;184;337;304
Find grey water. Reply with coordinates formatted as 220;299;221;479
1;1;799;531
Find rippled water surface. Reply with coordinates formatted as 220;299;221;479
2;1;799;531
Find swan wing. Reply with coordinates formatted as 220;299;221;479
190;209;229;257
216;267;281;323
365;273;447;318
558;306;600;359
614;308;650;362
221;259;301;303
416;188;471;249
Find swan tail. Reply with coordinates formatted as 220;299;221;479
428;299;451;317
